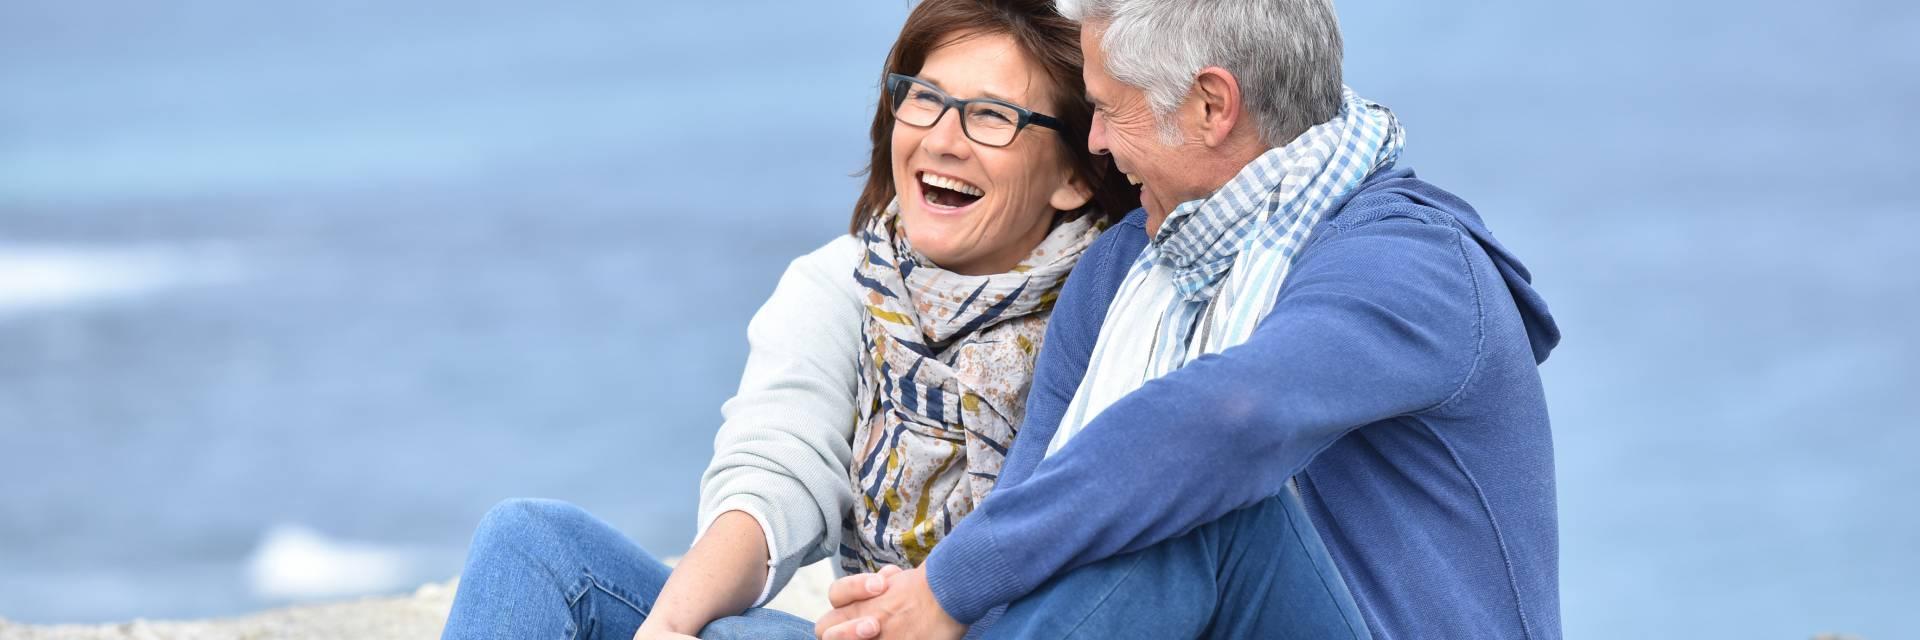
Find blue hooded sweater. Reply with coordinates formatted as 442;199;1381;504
924;167;1563;639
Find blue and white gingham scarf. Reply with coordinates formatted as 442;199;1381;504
1045;89;1406;457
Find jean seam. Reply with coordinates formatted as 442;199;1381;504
563;570;594;607
563;568;652;640
1055;553;1147;640
562;572;594;640
584;568;653;617
1282;501;1368;640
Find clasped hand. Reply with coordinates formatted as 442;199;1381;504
813;565;966;640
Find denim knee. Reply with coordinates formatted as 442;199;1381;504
470;499;594;566
478;497;591;534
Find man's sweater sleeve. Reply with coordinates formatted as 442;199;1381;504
698;234;864;604
925;214;1484;623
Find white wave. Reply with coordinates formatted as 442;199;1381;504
245;523;418;602
0;244;237;316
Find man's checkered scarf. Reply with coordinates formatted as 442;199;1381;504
1046;88;1406;457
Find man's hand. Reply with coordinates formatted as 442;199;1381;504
829;564;905;608
814;566;965;640
812;564;900;639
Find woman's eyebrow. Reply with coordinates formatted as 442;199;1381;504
919;74;1024;104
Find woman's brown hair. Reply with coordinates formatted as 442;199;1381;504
848;0;1138;234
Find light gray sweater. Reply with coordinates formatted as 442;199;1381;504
696;234;864;604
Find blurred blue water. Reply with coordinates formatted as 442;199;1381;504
1;0;1915;637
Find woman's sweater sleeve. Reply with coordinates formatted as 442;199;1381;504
697;234;865;603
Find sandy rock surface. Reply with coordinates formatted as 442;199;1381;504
0;560;834;640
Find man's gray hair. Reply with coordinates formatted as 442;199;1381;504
1057;0;1343;147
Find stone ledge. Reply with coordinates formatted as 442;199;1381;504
0;559;835;640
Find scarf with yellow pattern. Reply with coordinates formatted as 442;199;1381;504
840;200;1101;573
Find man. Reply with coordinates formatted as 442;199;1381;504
816;0;1561;637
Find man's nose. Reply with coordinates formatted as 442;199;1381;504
1088;113;1110;156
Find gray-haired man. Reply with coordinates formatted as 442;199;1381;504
817;0;1561;637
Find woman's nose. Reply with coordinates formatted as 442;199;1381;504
921;109;972;158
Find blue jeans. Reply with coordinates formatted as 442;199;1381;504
438;499;816;640
982;492;1371;639
441;493;1368;640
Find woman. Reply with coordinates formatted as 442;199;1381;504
437;1;1134;638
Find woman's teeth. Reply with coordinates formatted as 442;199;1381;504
920;172;984;197
1126;173;1142;186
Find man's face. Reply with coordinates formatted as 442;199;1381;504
1080;26;1210;232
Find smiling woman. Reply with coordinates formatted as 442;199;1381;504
432;1;1135;639
885;35;1089;276
851;0;1137;257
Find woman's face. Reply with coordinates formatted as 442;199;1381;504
891;32;1091;276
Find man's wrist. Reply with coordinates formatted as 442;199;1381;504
924;516;1025;624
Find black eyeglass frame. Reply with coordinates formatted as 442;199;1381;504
885;73;1065;148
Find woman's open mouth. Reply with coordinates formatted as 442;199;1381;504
917;170;985;212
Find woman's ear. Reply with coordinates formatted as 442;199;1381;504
1050;170;1095;212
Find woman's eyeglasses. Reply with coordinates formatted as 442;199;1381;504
887;73;1064;148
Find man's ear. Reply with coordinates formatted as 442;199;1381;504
1188;66;1244;148
1050;168;1095;212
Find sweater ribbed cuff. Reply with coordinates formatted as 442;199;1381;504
924;511;1024;624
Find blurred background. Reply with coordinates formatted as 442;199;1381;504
1;0;1914;637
